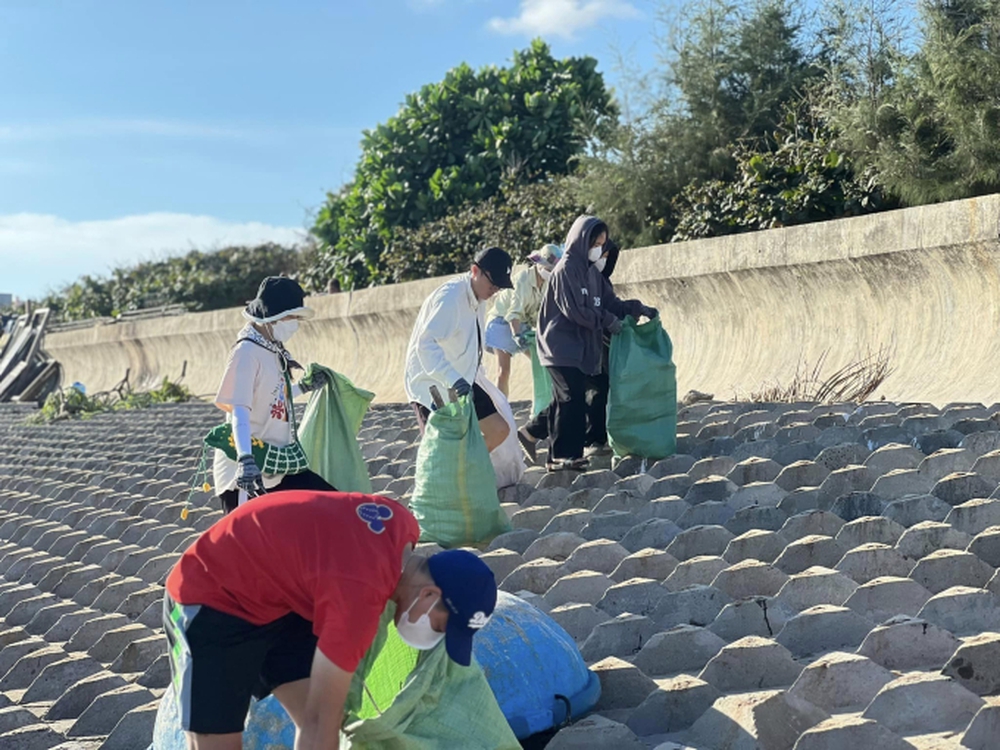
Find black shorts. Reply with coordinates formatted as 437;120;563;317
163;594;317;734
218;467;336;514
411;382;497;433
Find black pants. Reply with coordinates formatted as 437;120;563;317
523;366;594;461
218;468;336;514
526;370;609;449
411;382;498;434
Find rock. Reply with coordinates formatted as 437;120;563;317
664;556;730;591
597;578;669;618
780;511;845;542
688;690;829;750
699;636;802;691
712;560;789;600
844;576;932;624
611;549;678;583
776;605;873;657
862;671;984;735
563;539;631;575
787;652;894;713
709;597;794;642
633;624;727;676
834;516;905;548
933;472;997;506
591;656;658;711
792;716;920;750
547;715;646;750
654;585;732;630
544;571;614;607
916;585;1000;636
909;549;994;593
581;614;657;661
941;632;1000;696
857;615;960;670
835;543;913;584
619;519;682;553
895;520;973;560
523;532;587;562
774;567;858;612
626;675;721;736
548;603;610;642
724;529;787;564
666;525;734;562
500;558;564;595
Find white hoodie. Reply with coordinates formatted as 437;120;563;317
404;273;485;409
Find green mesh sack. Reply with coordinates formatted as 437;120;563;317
298;364;375;494
525;331;553;417
607;316;678;460
343;604;519;750
409;395;510;548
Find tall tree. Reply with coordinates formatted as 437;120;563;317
311;40;616;289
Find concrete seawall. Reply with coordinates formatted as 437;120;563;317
45;194;1000;405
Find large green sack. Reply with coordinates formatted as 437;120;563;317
607;316;678;460
298;364;375;494
526;332;553;417
342;604;519;750
410;395;510;548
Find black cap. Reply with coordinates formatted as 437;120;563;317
243;276;314;323
473;247;514;289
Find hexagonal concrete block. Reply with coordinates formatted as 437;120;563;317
479;549;524;584
664;556;730;592
729;483;788;512
864;443;925;476
500;558;564;595
776;605;873;657
933;472;997;507
774;535;846;576
547;715;646;750
835;516;905;549
792;716;919;750
689;690;829;750
916;585;1000;636
774;567;858;612
548;603;610;642
787;652;894;713
843;576;932;624
780;511;845;542
816;467;874;511
619;519;682;553
724;530;787;565
699;636;802;691
708;597;794;643
962;703;1000;750
654;585;732;630
942;632;1000;696
947;498;1000;537
626;675;721;736
540;509;592;537
580;614;657;662
909;549;994;593
562;539;630;575
591;656;657;711
863;671;984;735
835;543;913;584
523;532;587;563
728;458;782;486
544;570;614;608
857;615;960;671
666;525;734;563
632;624;727;677
611;549;678;583
683;476;738;506
712;560;789;600
598;578;669;618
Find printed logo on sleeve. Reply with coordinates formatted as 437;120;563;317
468;611;490;630
357;502;393;534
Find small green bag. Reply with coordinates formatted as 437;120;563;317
298;364;375;494
409;395;510;548
607;315;678;460
525;331;553;417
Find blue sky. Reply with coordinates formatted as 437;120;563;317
0;0;660;299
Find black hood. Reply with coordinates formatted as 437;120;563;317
601;238;620;280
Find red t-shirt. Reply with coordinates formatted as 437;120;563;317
166;490;420;673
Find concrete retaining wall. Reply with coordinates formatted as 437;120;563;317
45;195;1000;405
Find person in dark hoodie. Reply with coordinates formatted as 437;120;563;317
519;216;657;471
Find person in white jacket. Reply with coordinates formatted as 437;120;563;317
404;247;514;452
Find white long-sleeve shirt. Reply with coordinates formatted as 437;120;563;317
404;274;485;409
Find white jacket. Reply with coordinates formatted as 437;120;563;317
404;274;486;409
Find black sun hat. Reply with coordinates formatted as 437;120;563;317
242;276;315;324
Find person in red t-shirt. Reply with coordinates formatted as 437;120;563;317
163;490;498;750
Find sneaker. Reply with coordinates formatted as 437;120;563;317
584;444;612;457
517;427;538;464
545;457;590;473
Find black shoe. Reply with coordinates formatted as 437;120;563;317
518;427;538;464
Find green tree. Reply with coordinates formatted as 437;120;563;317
384;177;585;282
311;40;616;289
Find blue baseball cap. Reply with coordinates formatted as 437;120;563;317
427;550;498;666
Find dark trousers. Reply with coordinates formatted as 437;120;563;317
526;370;609;450
218;469;336;514
524;366;589;461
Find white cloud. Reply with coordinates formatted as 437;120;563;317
0;212;305;299
488;0;640;38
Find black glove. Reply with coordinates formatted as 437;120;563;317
299;370;329;393
641;305;659;320
236;455;265;498
607;318;623;335
453;378;472;398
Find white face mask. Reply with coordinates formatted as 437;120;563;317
537;267;552;281
594;257;608;274
588;245;604;263
271;319;299;342
397;596;445;651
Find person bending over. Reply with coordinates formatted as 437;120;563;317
164;489;497;750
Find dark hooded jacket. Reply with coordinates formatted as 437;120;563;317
537;215;644;375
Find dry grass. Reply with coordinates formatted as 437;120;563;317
740;345;895;404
